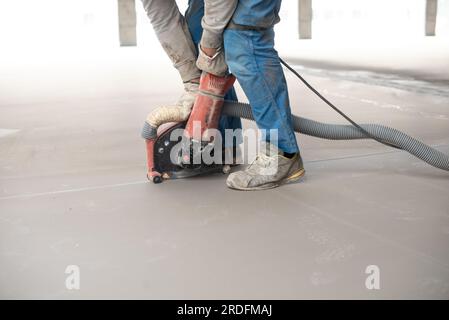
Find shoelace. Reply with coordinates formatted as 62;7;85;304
249;153;273;169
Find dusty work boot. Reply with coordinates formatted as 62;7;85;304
226;142;305;191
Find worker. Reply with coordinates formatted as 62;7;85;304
141;0;305;190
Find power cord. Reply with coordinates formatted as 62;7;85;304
279;58;401;149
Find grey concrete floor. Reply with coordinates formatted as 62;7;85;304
0;47;449;299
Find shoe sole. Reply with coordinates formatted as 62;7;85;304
227;168;306;191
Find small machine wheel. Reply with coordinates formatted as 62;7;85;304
152;175;163;184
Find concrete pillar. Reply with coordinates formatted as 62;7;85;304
298;0;312;39
118;0;137;46
425;0;438;36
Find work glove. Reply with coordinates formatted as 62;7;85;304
146;81;199;129
196;45;228;77
176;81;199;110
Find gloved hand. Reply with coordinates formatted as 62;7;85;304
176;81;199;109
146;81;199;129
196;45;228;77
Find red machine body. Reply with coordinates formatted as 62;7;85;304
184;73;235;142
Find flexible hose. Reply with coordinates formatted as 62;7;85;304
222;101;449;171
142;100;449;171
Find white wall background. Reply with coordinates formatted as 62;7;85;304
0;0;448;51
276;0;449;42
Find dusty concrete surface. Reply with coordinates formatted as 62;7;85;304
1;47;449;299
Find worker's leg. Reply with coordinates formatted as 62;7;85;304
141;0;200;82
223;28;304;190
223;28;299;154
185;0;242;148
